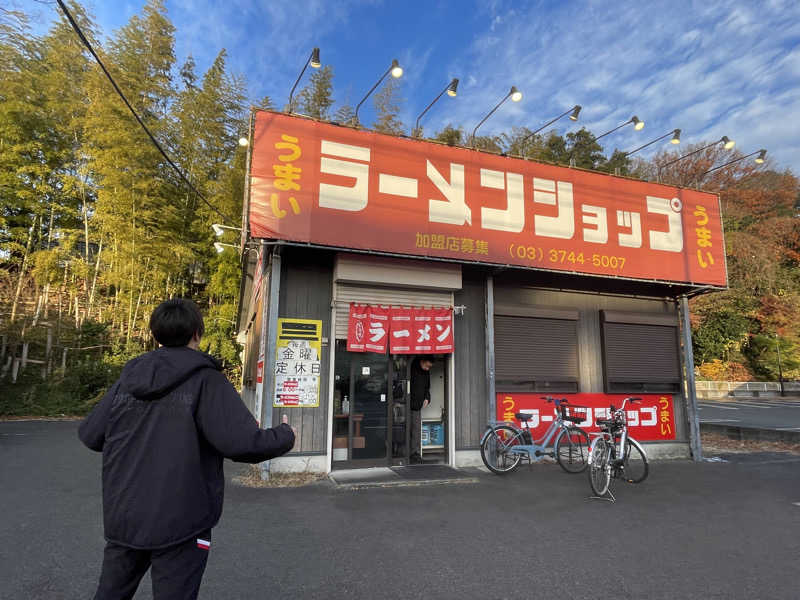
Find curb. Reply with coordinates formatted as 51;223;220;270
701;423;800;444
331;477;480;490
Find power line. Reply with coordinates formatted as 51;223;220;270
55;0;231;224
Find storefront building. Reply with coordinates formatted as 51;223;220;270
235;111;727;473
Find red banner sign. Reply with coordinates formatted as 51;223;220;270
496;393;677;441
249;111;726;287
389;306;413;353
350;304;454;354
430;307;454;353
347;304;389;353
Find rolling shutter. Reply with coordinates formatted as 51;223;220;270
601;312;680;393
494;315;579;393
334;283;452;339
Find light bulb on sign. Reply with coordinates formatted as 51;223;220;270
390;59;403;78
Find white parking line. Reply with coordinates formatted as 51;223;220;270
699;404;739;410
701;419;740;423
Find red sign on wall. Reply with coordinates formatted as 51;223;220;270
496;393;677;441
351;304;454;354
249;111;726;287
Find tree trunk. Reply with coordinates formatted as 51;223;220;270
130;258;149;344
43;206;55;318
45;326;53;378
10;215;37;323
87;239;103;319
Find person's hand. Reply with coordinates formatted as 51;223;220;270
422;399;430;408
282;414;297;437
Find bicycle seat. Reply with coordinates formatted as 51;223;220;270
515;412;533;422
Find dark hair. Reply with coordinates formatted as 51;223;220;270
149;298;205;347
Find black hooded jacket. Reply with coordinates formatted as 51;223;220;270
78;346;295;549
410;358;431;411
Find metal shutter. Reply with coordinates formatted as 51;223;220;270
494;315;578;390
334;283;453;339
603;322;680;385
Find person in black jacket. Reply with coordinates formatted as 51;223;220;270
409;356;433;463
79;298;295;600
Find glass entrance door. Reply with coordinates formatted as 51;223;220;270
350;353;388;462
332;341;413;467
390;355;411;464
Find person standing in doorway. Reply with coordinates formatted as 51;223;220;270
409;356;433;464
79;298;295;600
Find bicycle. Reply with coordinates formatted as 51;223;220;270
480;397;590;475
587;397;649;499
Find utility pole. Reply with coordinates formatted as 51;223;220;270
775;333;785;397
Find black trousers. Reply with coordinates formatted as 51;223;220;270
92;529;211;600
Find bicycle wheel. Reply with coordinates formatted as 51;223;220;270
480;425;523;474
588;438;611;496
622;438;649;483
554;426;590;474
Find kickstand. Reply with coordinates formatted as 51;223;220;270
588;488;616;503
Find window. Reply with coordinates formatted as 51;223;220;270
601;310;680;394
494;307;579;393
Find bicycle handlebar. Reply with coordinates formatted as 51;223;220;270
541;396;568;405
619;397;641;411
599;397;643;428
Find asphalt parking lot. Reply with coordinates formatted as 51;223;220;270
2;419;800;600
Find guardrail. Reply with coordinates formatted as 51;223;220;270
695;380;800;399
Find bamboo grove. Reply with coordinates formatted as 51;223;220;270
2;1;799;415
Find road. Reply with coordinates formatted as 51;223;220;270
697;397;800;431
2;419;800;600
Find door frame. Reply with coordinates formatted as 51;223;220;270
332;351;412;469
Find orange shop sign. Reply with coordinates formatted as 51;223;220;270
249;111;727;287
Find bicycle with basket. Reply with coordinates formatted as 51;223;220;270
480;396;591;475
587;396;650;500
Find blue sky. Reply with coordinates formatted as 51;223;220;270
21;0;800;173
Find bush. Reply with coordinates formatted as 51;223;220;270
0;353;127;417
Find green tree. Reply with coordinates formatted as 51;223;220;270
333;103;354;125
372;77;404;135
433;124;464;146
298;64;334;120
501;126;537;157
598;149;632;175
565;128;604;169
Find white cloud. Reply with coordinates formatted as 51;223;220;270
428;0;800;171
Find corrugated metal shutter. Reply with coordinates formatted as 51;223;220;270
602;322;679;390
494;315;578;391
334;283;453;339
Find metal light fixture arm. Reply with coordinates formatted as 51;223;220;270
288;47;321;114
521;105;581;157
414;78;459;134
624;129;680;157
568;116;640;164
470;87;519;148
699;149;767;178
354;59;401;126
590;117;636;145
657;136;734;181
